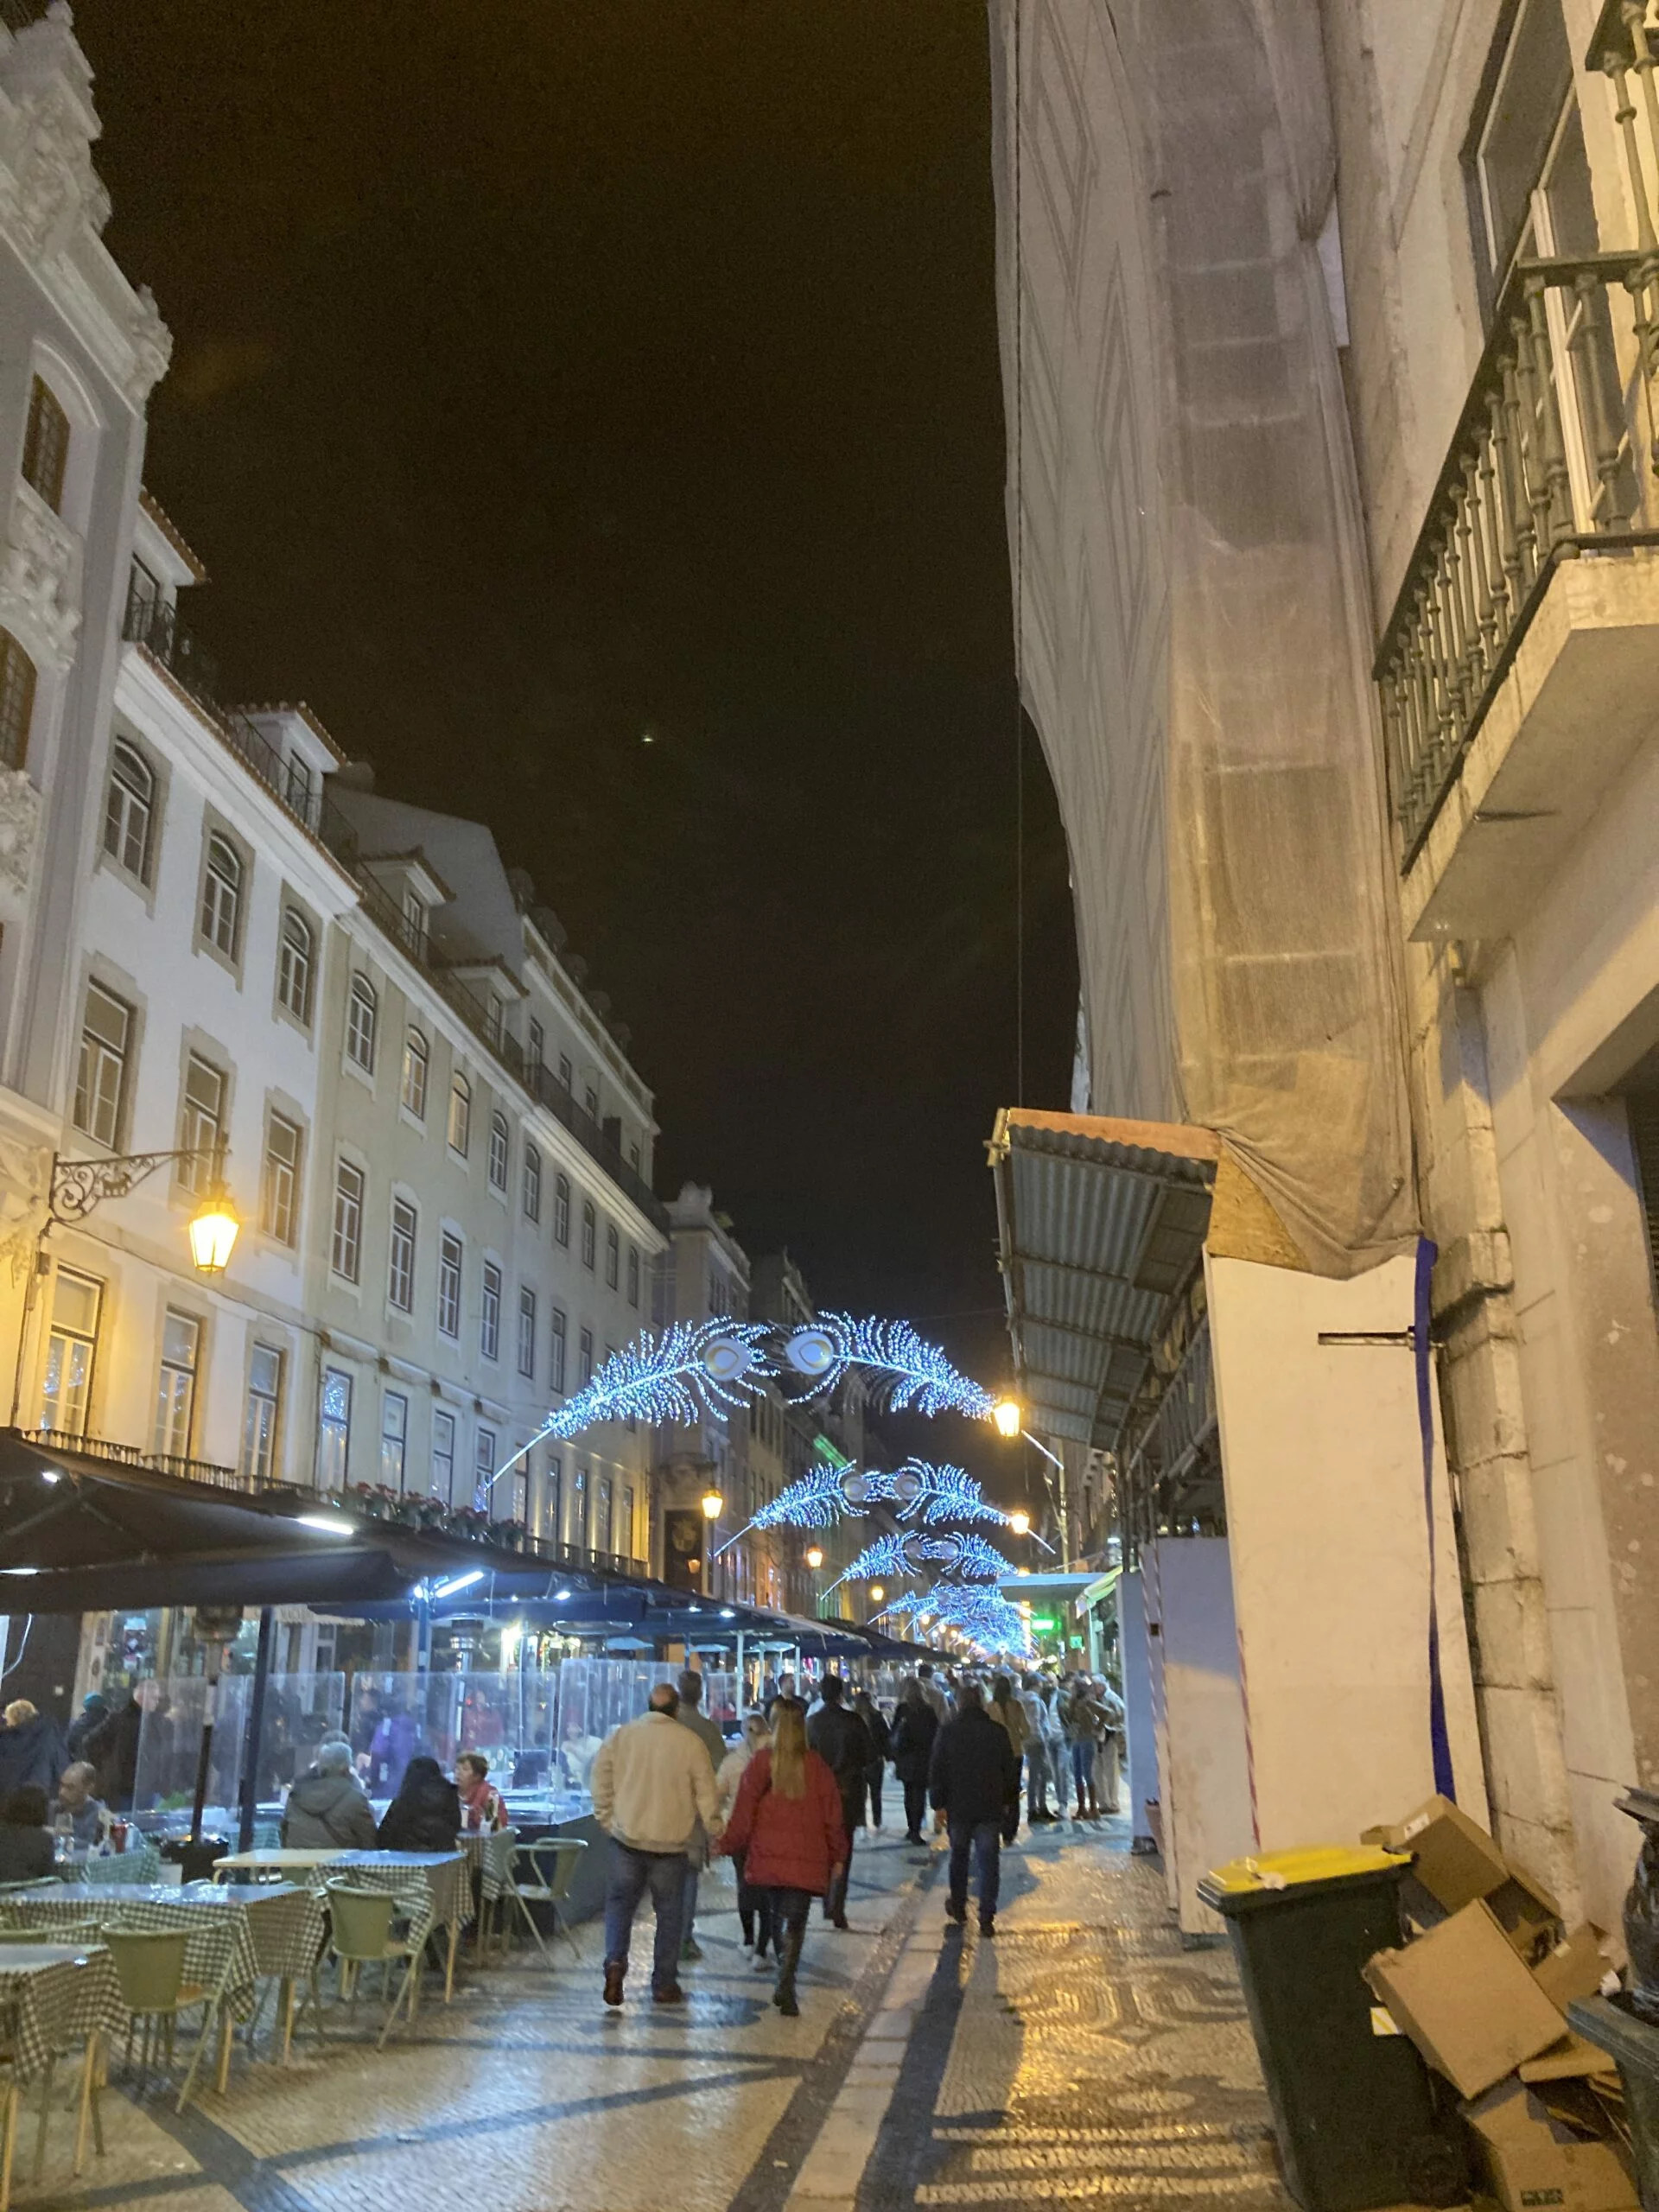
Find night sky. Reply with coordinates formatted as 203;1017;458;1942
79;2;1077;1446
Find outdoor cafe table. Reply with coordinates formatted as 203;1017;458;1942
0;1943;123;2196
324;1852;470;2007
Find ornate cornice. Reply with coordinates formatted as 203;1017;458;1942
0;477;80;665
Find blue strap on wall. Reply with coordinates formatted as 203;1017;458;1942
1415;1236;1456;1800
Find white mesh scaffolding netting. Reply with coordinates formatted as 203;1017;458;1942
991;0;1416;1278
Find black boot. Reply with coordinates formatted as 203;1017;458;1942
772;1924;804;2017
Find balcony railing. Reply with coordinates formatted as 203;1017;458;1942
1118;1316;1219;1555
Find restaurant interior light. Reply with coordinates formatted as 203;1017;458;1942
434;1568;485;1598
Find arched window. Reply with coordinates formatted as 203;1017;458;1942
606;1222;620;1289
0;628;36;772
582;1199;596;1270
277;907;314;1023
488;1109;509;1192
346;975;378;1071
400;1027;429;1119
523;1141;542;1224
200;832;241;957
448;1073;471;1155
21;375;69;513
554;1173;570;1246
103;740;154;880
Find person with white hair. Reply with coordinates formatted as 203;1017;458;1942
282;1735;378;1848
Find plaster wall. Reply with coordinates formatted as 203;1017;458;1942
1117;1565;1157;1849
1146;1535;1255;1937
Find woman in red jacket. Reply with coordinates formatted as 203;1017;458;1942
721;1698;844;2015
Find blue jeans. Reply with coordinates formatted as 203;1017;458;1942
947;1818;1001;1923
603;1842;688;1994
1071;1738;1095;1806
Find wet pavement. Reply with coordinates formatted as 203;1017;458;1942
19;1820;1299;2212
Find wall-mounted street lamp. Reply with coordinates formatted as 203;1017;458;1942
804;1544;823;1571
992;1396;1022;1439
1008;1509;1031;1538
700;1486;724;1521
50;1147;239;1276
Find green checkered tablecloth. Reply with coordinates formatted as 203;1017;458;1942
173;1882;327;1981
0;1885;264;2021
321;1852;470;1955
0;1945;126;2081
458;1828;518;1904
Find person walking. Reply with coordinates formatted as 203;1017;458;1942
1062;1675;1107;1819
674;1669;727;1963
591;1681;722;2007
718;1712;774;1963
889;1678;939;1846
852;1690;890;1830
720;1699;844;2017
805;1675;873;1929
929;1682;1017;1936
916;1663;948;1723
1018;1677;1054;1823
987;1675;1028;1845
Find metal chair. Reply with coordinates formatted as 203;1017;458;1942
323;1884;416;2048
103;1927;215;2111
505;1837;587;1963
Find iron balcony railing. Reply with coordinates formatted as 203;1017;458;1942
1118;1316;1218;1557
1377;247;1659;864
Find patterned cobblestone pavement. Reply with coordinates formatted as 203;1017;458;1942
15;1822;1297;2212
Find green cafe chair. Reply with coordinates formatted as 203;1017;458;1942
103;1927;215;2112
505;1837;587;1965
323;1884;416;2050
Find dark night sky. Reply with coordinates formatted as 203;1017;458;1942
79;1;1077;1418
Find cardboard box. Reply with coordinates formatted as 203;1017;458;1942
1362;1794;1511;1913
1521;2036;1620;2085
1363;1900;1569;2099
1535;1927;1611;2013
1464;2080;1638;2212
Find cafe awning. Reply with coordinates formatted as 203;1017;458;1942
988;1109;1218;1452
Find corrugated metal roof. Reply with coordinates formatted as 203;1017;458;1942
988;1109;1217;1450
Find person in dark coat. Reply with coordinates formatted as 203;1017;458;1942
376;1754;461;1851
929;1681;1019;1936
720;1700;845;2017
0;1784;57;1884
805;1676;874;1929
853;1691;891;1830
65;1694;108;1764
85;1684;154;1811
888;1679;939;1845
0;1700;67;1799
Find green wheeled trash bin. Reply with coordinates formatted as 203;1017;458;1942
1198;1845;1466;2212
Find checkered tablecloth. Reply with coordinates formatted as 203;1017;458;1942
458;1828;517;1904
0;1885;262;2022
79;1843;162;1886
174;1882;327;1982
0;1945;126;2081
321;1853;471;1954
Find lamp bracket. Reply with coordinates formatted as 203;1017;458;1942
48;1147;220;1225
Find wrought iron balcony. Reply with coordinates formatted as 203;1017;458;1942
1377;248;1659;865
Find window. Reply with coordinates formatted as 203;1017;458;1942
199;832;241;959
154;1310;200;1458
488;1110;509;1192
581;1200;596;1269
557;1052;573;1093
437;1230;462;1338
627;1243;640;1307
448;1074;471;1155
380;1390;409;1491
21;374;68;511
550;1305;567;1394
73;981;131;1147
346;976;378;1072
606;1223;620;1289
432;1407;456;1504
261;1111;302;1245
629;1141;640;1173
578;1326;594;1387
0;625;35;780
517;1285;537;1378
474;1427;497;1512
401;885;426;952
480;1261;501;1359
331;1160;364;1281
485;996;503;1049
388;1197;417;1312
574;1464;588;1545
529;1017;545;1069
1467;1;1576;304
598;1472;613;1554
317;1367;352;1488
554;1173;570;1246
125;558;160;634
523;1141;542;1223
400;1027;428;1119
584;1083;599;1122
242;1344;283;1485
623;1484;635;1558
40;1268;99;1436
178;1054;226;1194
546;1452;563;1539
277;909;314;1023
103;741;154;880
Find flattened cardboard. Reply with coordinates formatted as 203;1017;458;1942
1361;1794;1510;1913
1535;1927;1611;2013
1363;1900;1568;2099
1520;2035;1620;2083
1465;2080;1638;2212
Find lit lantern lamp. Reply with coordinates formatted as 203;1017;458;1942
1008;1509;1031;1538
701;1487;724;1522
804;1545;824;1570
188;1180;240;1275
992;1397;1022;1439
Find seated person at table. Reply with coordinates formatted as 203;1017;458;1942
0;1783;56;1883
283;1737;378;1850
455;1751;506;1833
557;1715;601;1794
377;1754;461;1851
53;1761;108;1847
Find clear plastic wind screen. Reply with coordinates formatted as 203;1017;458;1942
995;0;1415;1277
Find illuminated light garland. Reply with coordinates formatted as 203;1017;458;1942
881;1582;1033;1656
715;1459;1032;1559
780;1313;996;1421
537;1321;771;1443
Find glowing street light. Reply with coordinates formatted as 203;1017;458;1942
701;1487;724;1521
1008;1509;1031;1538
868;1583;886;1604
992;1397;1022;1439
804;1545;824;1570
188;1182;241;1275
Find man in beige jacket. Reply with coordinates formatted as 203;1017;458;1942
591;1681;723;2006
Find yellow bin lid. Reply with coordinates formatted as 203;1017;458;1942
1205;1844;1410;1895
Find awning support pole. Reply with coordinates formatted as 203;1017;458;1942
236;1606;276;1854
